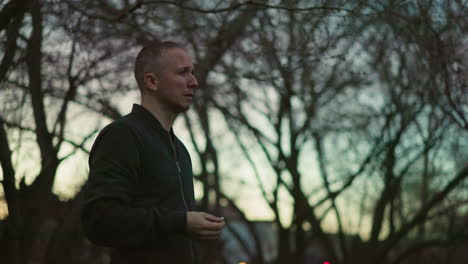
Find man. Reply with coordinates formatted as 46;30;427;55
81;40;225;264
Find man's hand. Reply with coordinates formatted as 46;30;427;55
186;212;225;240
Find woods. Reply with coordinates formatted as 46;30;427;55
0;0;467;264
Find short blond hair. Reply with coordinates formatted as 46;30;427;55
134;40;184;91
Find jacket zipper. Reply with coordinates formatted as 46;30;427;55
169;133;189;210
169;132;195;264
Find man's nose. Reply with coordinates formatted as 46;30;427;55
189;73;198;88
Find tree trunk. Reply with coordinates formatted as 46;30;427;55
0;118;22;264
277;228;291;264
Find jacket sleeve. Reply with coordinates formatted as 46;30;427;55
81;123;186;248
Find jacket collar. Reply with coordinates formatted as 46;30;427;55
131;104;176;138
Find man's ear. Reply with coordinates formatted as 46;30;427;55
143;72;158;92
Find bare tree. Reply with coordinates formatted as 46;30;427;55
208;1;372;262
0;1;137;263
210;1;468;264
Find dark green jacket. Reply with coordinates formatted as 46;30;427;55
82;104;197;264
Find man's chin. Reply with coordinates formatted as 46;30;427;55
175;104;191;113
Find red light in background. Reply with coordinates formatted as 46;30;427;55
323;262;331;264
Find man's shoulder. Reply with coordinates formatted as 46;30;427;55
119;110;144;127
99;115;133;134
92;114;143;150
100;111;144;134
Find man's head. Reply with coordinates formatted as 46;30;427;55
134;40;198;114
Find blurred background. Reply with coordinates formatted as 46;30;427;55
0;0;467;264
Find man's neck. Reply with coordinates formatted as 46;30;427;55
140;98;176;132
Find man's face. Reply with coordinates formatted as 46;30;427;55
154;48;198;113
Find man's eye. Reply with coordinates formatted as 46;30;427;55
178;68;194;76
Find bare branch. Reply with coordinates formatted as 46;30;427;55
378;164;468;261
59;128;99;161
2;119;91;154
0;0;35;32
52;38;79;151
115;0;359;21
